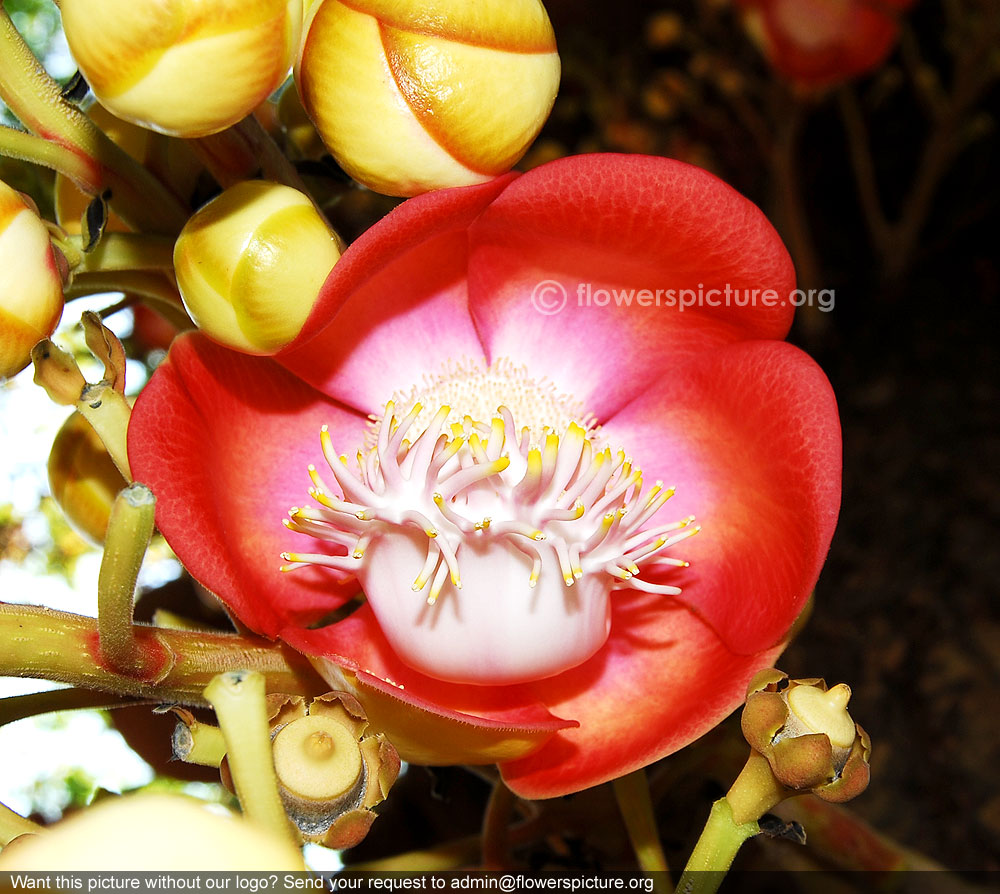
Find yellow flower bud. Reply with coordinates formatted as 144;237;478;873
59;0;303;138
295;0;561;196
0;181;64;380
0;793;307;870
48;410;129;545
174;181;342;355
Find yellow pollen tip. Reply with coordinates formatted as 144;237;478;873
356;510;372;520
571;502;585;519
532;531;545;541
353;548;365;559
280;552;294;561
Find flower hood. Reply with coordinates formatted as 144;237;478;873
129;154;841;798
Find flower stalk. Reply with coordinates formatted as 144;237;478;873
481;779;517;870
0;123;99;188
170;707;228;768
0;601;328;702
674;798;761;894
203;671;297;843
96;482;156;674
73;233;177;274
613;769;671;887
32;314;134;479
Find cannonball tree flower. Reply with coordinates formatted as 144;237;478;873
737;0;916;90
128;154;841;798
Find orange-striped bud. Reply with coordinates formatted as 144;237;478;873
60;0;302;138
0;181;64;380
295;0;561;196
174;181;341;355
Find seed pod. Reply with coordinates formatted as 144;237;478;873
295;0;561;196
173;180;342;355
0;181;64;380
60;0;303;137
742;669;871;803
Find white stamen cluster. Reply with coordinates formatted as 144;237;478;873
282;402;698;607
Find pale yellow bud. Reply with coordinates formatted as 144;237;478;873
174;181;341;355
0;794;307;870
295;0;561;196
0;181;64;380
60;0;303;138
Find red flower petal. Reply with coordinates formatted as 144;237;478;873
276;176;515;413
600;339;841;655
127;334;370;635
501;604;786;798
466;154;796;418
281;609;576;766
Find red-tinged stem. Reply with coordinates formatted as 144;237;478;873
0;602;329;703
0;10;188;234
0;123;98;188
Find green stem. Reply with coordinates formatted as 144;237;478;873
613;769;671;888
0;601;328;703
0;123;99;189
97;483;156;674
66;270;193;332
170;708;227;768
675;753;787;894
75;233;176;274
481;778;516;870
76;382;132;481
0;10;188;234
0;688;145;728
0;801;42;847
203;671;296;843
674;800;759;894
